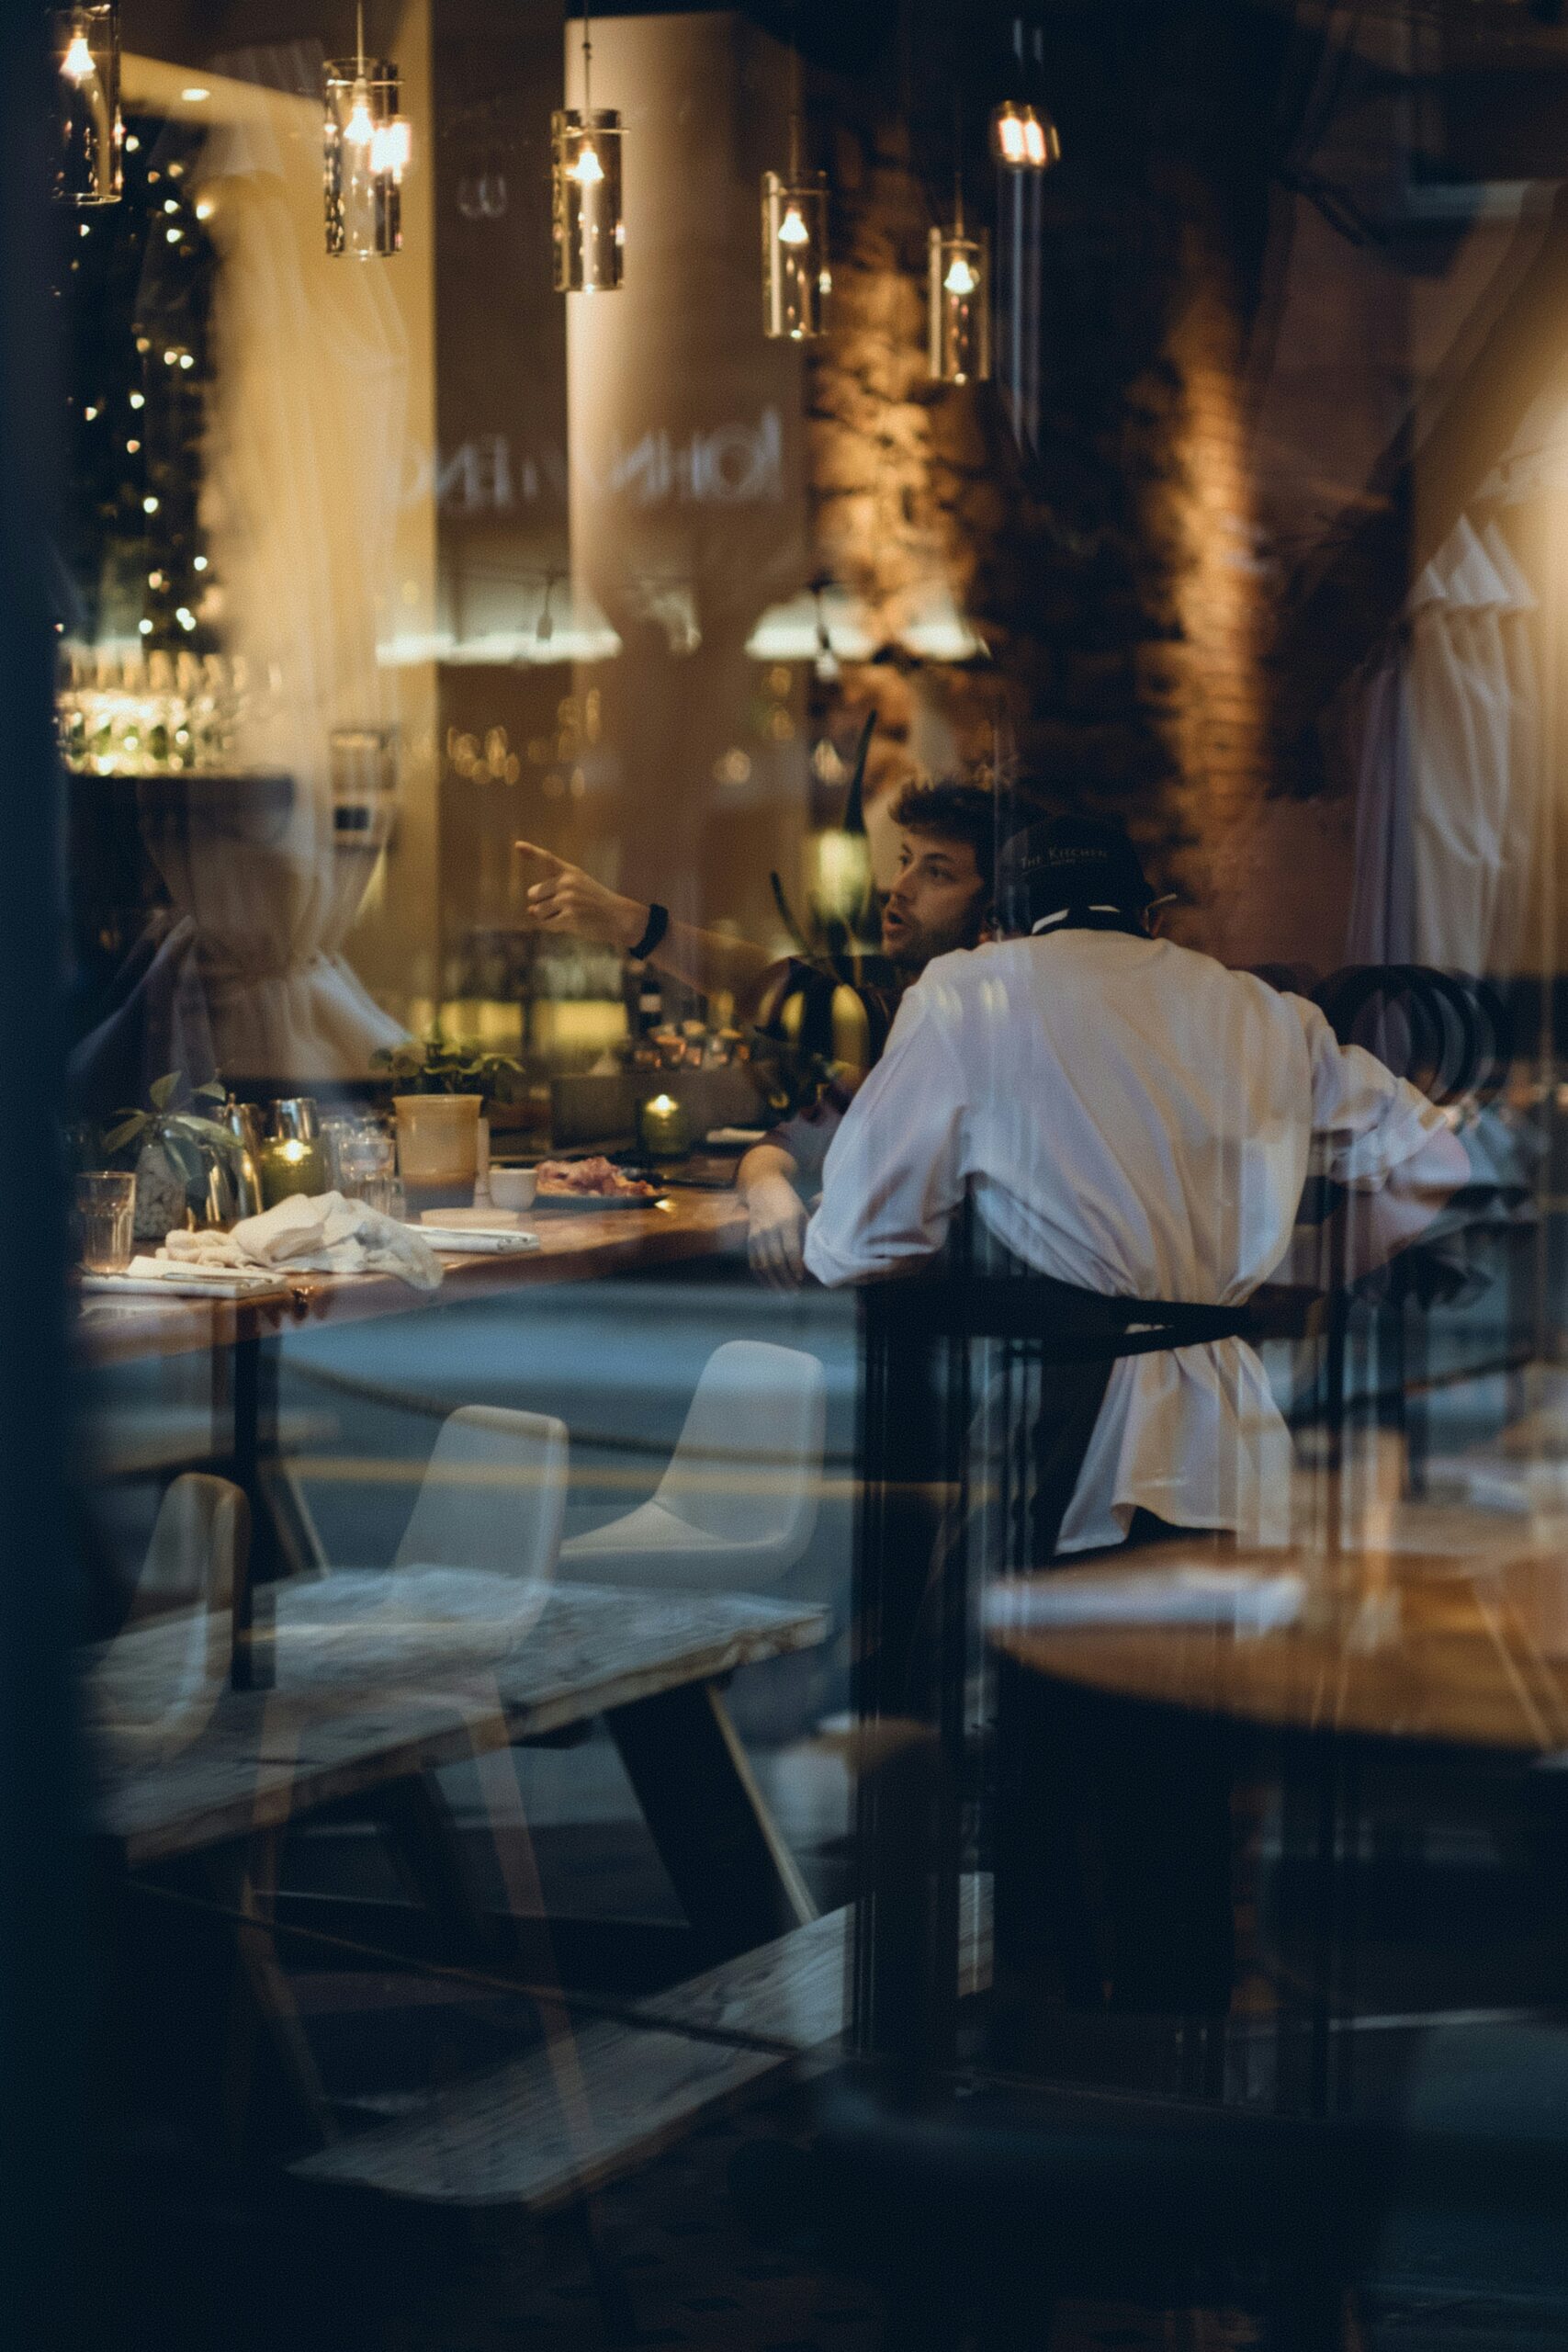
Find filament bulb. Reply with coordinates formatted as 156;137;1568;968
571;141;604;187
62;28;95;82
777;203;810;247
943;254;977;297
997;109;1026;164
345;79;374;146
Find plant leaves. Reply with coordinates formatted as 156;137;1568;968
149;1072;181;1112
769;870;809;954
101;1114;146;1155
842;710;876;836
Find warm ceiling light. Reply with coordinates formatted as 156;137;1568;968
553;4;623;289
324;16;406;258
991;100;1060;174
929;227;990;385
180;86;210;104
777;203;809;247
53;6;122;208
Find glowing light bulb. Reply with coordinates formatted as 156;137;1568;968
777;203;810;247
61;28;94;83
943;254;977;297
344;80;373;146
369;116;411;175
996;109;1027;164
194;198;214;220
1023;117;1047;167
193;554;208;571
571;141;604;187
129;391;144;408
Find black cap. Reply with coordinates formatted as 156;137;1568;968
995;816;1158;933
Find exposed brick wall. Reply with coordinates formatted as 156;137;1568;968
800;55;1354;971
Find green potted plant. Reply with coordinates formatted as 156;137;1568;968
101;1073;243;1241
371;1035;525;1194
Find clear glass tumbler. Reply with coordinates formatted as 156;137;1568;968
74;1171;136;1272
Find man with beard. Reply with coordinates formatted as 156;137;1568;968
516;778;997;1286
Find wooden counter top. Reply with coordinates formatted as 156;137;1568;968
988;1535;1568;1756
75;1190;748;1369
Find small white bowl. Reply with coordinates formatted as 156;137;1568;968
489;1166;538;1212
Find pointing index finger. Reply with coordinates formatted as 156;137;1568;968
513;839;565;876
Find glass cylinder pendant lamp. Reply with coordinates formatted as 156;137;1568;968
52;6;122;208
761;26;828;340
324;6;411;258
990;101;1060;173
553;3;623;291
929;220;990;384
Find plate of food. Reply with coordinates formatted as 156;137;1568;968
530;1156;668;1211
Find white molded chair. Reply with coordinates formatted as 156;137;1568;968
270;1405;569;1682
85;1472;248;1755
560;1340;827;1593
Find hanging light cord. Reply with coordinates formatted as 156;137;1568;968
953;90;964;236
581;0;593;118
788;0;803;185
355;0;366;74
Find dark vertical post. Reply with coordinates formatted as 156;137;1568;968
0;11;83;2350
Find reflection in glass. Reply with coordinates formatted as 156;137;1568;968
552;107;624;291
323;54;409;258
52;5;121;208
761;171;829;341
929;225;990;384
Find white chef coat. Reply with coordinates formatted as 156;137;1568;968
804;929;1455;1553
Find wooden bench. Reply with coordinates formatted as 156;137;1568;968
290;1883;992;2211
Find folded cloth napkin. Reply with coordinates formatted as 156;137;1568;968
160;1191;443;1292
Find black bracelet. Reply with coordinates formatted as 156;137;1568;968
629;901;669;961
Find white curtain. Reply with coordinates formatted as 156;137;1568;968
141;51;409;1082
1345;514;1540;982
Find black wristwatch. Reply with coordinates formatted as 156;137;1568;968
629;901;670;961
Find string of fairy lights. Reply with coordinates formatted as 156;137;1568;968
52;5;1064;390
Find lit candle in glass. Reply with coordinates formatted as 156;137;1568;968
637;1091;691;1160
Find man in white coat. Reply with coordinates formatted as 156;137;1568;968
805;814;1469;2020
806;815;1467;1555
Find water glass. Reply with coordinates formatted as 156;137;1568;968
74;1171;136;1273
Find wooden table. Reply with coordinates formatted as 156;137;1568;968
987;1533;1568;1757
88;1577;828;2144
76;1193;748;1683
74;1191;747;1371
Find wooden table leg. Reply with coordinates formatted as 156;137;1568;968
606;1680;816;1964
205;1831;334;2153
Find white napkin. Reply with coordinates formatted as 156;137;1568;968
160;1191;444;1292
985;1567;1304;1637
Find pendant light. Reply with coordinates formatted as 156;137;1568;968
553;3;624;292
323;6;411;259
929;115;990;386
761;16;829;340
52;6;122;208
991;100;1059;172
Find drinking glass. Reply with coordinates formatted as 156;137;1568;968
74;1171;136;1273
